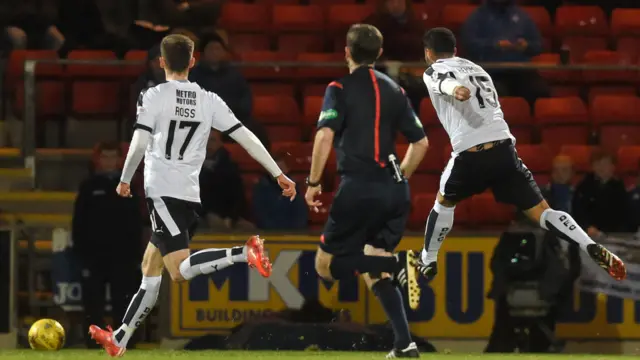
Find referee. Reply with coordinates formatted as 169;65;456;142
305;24;429;357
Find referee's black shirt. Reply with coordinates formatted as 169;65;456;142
317;66;426;180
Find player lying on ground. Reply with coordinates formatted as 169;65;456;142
414;28;626;282
305;24;428;358
89;34;296;358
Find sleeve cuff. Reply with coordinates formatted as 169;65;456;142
221;123;243;136
133;123;152;133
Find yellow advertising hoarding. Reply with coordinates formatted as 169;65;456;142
169;235;640;339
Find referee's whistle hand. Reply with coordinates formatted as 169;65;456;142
116;182;132;198
454;86;471;102
305;186;323;213
276;174;297;201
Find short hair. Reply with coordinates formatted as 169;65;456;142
591;150;615;164
346;24;383;65
160;34;195;73
423;27;456;54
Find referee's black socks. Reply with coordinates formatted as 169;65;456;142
329;254;400;280
372;278;413;350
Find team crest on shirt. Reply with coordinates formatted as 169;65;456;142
319;109;338;122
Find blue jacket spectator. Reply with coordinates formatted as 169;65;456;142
189;33;252;123
463;0;542;63
252;154;308;230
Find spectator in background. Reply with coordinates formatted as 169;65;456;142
253;153;308;231
542;155;575;213
364;0;424;61
200;131;251;230
190;33;253;123
1;0;64;51
573;151;633;237
71;142;142;349
133;45;165;99
462;0;549;104
58;0;132;56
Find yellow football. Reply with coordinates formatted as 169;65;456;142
28;319;65;351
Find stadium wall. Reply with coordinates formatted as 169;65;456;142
160;234;640;343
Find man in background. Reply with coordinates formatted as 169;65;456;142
1;0;64;51
72;142;142;348
253;153;308;231
462;0;548;104
573;151;634;237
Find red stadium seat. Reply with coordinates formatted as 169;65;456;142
123;50;146;77
296;52;348;80
327;5;375;35
426;127;450;155
253;95;300;125
588;86;636;104
441;5;478;35
617;146;640;174
514;145;553;173
225;143;262;172
227;33;271;53
612;9;640;37
273;5;324;33
408;174;440;193
616;37;640;63
220;4;271;32
501;97;533;144
581;50;635;84
555;6;609;37
559;145;596;173
419;98;439;127
561;36;608;63
250;83;295;97
265;125;303;143
534;97;590;151
238;51;296;80
549;85;581;97
469;193;514;227
409;193;435;229
531;53;572;83
303;84;329;97
277;34;325;53
396;143;444;173
67;50;119;76
303;95;323;126
310;0;357;4
591;95;640;150
522;6;552;37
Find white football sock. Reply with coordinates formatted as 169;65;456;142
179;246;247;281
113;275;162;348
421;201;455;264
540;208;595;251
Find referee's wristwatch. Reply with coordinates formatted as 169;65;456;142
305;176;321;187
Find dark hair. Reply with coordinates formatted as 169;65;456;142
423;27;456;54
160;34;195;73
200;32;228;53
591;150;615;164
346;24;383;65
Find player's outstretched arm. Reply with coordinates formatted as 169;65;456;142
118;129;151;197
229;127;296;200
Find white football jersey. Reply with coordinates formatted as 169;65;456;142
423;57;514;153
135;80;242;203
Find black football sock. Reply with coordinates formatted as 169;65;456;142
329;254;399;280
372;278;413;349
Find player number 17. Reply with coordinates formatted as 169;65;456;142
165;120;200;160
469;76;498;109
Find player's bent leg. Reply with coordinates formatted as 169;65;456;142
524;200;627;281
175;235;272;281
362;246;418;358
90;243;165;357
418;194;456;280
315;247;334;281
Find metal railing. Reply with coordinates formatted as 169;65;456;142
21;59;640;180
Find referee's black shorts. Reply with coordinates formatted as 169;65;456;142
439;139;543;210
321;177;411;256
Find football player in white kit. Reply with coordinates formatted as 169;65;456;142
414;28;626;283
89;34;296;357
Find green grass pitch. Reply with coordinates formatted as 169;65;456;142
0;350;633;360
